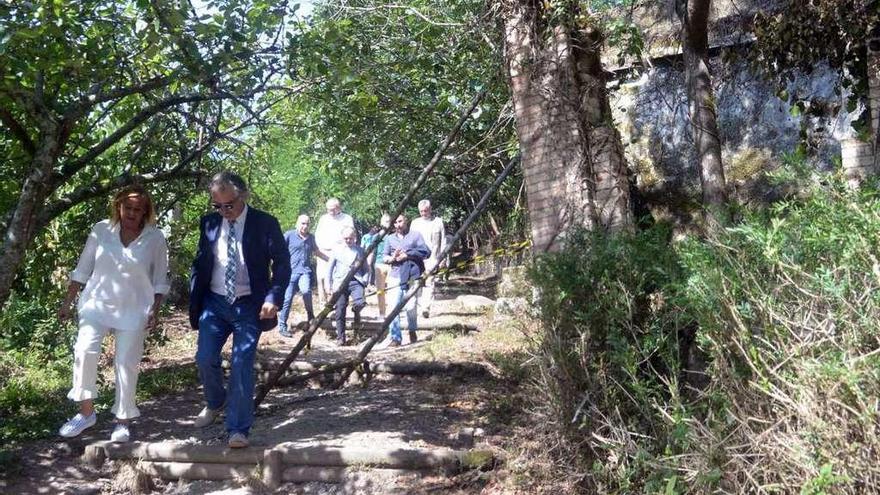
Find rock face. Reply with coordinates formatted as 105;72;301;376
598;0;879;223
496;265;531;299
611;57;867;216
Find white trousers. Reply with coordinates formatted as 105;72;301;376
417;258;439;312
316;257;331;301
68;318;146;420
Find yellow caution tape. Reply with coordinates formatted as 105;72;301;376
359;238;532;299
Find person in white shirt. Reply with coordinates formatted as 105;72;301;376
313;198;354;305
409;199;446;318
57;185;169;443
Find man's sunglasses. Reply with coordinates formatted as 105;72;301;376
211;200;238;211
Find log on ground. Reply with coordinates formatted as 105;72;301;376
99;441;266;464
138;460;259;481
369;361;489;377
275;444;459;469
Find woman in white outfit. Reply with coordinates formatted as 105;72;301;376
57;185;169;443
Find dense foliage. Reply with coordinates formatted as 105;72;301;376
277;0;522;244
528;166;880;492
0;0;303;308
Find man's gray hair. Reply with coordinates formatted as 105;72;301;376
326;197;341;208
418;199;431;209
209;171;250;199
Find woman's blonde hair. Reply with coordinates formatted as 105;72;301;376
110;184;157;228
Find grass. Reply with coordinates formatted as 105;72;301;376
0;318;200;448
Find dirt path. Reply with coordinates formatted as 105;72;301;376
3;287;521;494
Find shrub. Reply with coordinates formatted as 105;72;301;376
527;173;880;492
528;225;687;492
675;179;880;492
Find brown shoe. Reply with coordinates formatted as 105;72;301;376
388;340;401;348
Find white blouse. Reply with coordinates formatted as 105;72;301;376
71;220;170;332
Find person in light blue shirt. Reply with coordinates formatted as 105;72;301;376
373;213;392;317
328;226;368;345
278;214;328;338
360;225;380;287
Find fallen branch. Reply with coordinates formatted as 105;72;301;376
331;155;522;388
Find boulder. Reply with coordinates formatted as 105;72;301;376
493;297;529;320
455;294;495;312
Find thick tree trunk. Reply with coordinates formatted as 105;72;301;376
504;4;594;253
0;133;60;306
677;0;729;225
572;28;632;230
502;0;630;252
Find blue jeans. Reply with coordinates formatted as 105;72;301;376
279;272;313;330
335;280;366;341
195;292;261;436
389;282;418;343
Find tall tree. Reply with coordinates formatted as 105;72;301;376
500;0;632;252
0;0;298;307
676;0;729;225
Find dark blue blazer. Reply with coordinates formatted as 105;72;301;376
189;206;291;331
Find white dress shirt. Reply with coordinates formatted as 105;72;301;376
210;205;252;299
71;220;170;332
314;212;354;253
410;216;446;263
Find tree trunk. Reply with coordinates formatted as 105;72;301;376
677;0;729;225
572;27;632;230
503;4;595;253
868;32;880;172
502;0;630;252
0;132;60;306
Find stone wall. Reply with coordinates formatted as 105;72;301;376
610;53;873;218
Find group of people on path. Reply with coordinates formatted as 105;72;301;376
55;171;446;449
278;197;447;347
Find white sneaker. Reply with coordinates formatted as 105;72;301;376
59;412;97;438
193;405;222;428
110;423;130;443
228;432;249;448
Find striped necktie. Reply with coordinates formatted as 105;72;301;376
225;219;238;304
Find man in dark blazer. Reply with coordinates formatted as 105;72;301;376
189;171;290;448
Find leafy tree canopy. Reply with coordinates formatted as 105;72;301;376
0;0;300;305
275;0;522;241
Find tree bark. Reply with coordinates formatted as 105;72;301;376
501;0;631;252
0;129;61;305
572;27;632;230
677;0;729;225
868;33;880;172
